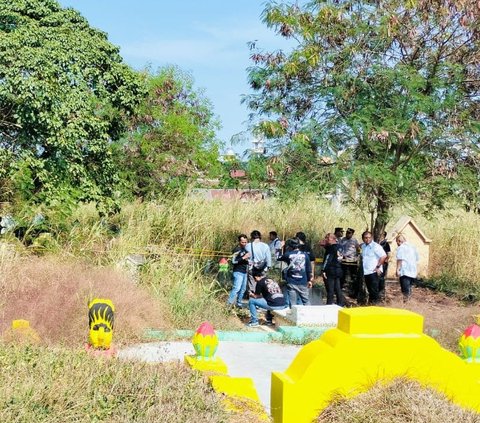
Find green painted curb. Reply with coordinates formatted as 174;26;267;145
144;327;325;343
277;326;328;342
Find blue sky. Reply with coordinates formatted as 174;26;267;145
57;0;285;154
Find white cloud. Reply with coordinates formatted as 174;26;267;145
120;20;287;70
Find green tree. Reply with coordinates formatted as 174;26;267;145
0;0;144;211
121;66;222;197
246;0;479;238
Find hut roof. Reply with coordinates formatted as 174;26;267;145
386;215;432;244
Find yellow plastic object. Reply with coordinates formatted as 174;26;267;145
210;375;268;421
210;375;260;401
88;299;114;349
9;319;40;344
271;307;480;423
184;354;228;375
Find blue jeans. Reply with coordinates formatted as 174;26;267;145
248;298;287;323
228;271;247;306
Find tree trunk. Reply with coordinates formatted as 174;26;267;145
372;193;390;242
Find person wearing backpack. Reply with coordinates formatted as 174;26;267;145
278;237;312;306
245;230;272;294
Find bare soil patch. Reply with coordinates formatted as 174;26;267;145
385;281;477;352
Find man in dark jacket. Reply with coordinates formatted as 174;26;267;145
227;234;250;308
322;233;345;306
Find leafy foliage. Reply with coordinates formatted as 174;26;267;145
121;66;222;198
246;0;480;237
0;0;144;211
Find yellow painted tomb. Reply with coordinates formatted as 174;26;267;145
271;307;480;423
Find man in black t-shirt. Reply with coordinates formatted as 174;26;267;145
227;234;250;308
296;232;316;282
246;268;287;327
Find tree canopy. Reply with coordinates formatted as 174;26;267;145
0;0;144;211
121;66;221;197
246;0;480;237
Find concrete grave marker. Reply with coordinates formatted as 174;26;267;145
272;305;342;327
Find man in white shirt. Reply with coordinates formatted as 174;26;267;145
395;234;419;302
360;231;387;304
268;231;283;270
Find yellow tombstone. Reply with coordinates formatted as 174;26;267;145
9;319;40;344
88;298;114;350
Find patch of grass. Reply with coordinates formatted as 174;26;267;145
277;328;328;345
318;378;480;423
140;254;243;331
422;274;480;302
0;344;229;423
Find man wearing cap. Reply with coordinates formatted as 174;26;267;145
360;231;387;304
245;230;272;294
340;228;360;297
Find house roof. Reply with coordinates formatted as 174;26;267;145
387;215;432;244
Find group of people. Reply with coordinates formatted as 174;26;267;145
227;228;419;327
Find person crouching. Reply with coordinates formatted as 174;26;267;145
246;267;287;327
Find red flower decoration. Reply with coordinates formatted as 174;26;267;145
196;321;215;337
463;324;480;339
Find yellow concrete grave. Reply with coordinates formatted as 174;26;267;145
271;307;480;423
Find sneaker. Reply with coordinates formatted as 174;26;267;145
236;303;244;309
263;320;274;326
246;321;259;327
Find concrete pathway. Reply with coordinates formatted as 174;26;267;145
118;340;301;412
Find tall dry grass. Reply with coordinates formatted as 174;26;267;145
0;344;229;423
3;195;480;339
0;256;169;346
416;209;480;295
318;378;480;422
